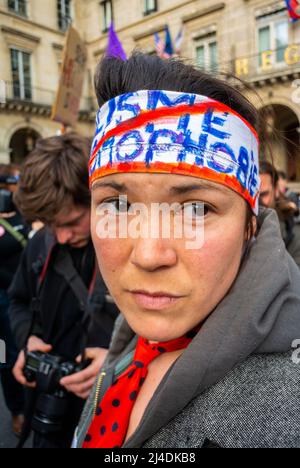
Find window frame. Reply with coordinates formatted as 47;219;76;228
10;48;32;101
57;0;72;32
257;13;289;70
195;36;218;72
144;0;158;16
101;0;113;33
7;0;28;17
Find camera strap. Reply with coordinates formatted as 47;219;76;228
53;248;98;328
19;243;99;448
0;217;27;248
26;242;56;342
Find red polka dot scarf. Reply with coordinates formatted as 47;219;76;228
83;329;198;448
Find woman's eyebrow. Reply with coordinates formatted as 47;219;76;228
92;180;229;196
92;181;126;192
170;183;228;195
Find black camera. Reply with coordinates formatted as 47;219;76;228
0;175;18;213
24;351;90;435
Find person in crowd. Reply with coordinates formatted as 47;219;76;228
277;170;299;217
9;133;119;448
72;53;300;449
0;163;27;437
260;161;300;268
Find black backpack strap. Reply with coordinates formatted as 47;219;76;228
53;248;89;312
53;248;101;350
87;274;119;345
27;237;57;342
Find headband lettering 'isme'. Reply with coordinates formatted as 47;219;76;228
89;90;260;215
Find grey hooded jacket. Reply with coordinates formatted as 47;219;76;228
75;208;300;448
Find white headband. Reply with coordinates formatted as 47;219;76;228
89;90;260;214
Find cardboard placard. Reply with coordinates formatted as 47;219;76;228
51;26;87;127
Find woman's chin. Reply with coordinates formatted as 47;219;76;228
124;313;185;342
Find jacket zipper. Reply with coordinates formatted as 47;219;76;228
92;351;135;418
93;371;106;417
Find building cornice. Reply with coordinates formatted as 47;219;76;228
52;43;64;51
182;2;225;23
0;8;66;37
1;26;40;44
134;24;167;41
0;100;95;123
255;0;286;19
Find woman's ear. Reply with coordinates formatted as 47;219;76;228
245;215;257;242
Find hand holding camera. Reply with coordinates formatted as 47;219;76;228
13;336;108;400
13;336;97;436
60;347;108;400
13;336;53;388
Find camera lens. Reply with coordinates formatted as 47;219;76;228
32;393;70;435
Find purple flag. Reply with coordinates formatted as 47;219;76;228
106;23;127;60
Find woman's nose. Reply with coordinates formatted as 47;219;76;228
130;237;177;272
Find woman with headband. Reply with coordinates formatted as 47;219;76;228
75;53;300;449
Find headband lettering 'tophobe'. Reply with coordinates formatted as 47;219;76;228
89;90;260;215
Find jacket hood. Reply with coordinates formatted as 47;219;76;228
102;207;300;447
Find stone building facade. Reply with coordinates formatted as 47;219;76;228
1;0;300;181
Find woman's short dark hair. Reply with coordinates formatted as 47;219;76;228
95;52;258;129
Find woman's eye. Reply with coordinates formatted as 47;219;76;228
181;202;211;219
97;197;131;214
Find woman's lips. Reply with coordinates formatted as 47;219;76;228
130;290;184;311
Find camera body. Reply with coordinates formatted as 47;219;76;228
24;351;85;394
24;351;90;435
0;175;18;213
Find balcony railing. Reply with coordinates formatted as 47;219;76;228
4;82;55;105
230;43;300;82
197;44;300;84
2;81;96;115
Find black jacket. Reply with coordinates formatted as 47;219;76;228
0;212;28;290
8;228;119;360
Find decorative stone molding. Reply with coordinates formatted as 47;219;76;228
1;26;40;51
182;3;225;24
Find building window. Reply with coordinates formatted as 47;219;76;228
57;0;72;32
8;0;27;17
101;0;113;33
258;17;289;66
10;49;32;101
196;38;218;72
144;0;157;16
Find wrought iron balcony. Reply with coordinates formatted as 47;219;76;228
0;81;96;122
231;44;300;85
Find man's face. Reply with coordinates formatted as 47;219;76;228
52;205;91;248
260;173;277;209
